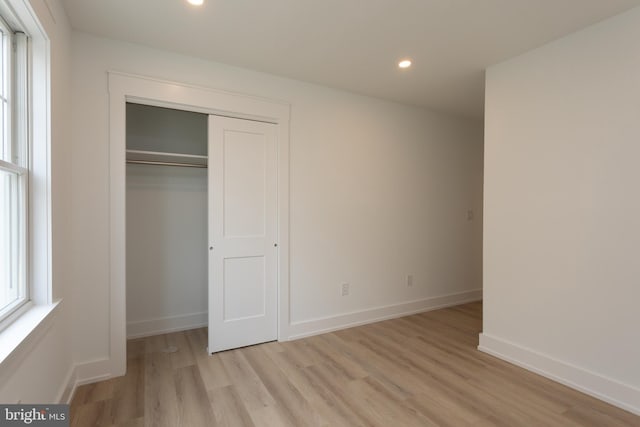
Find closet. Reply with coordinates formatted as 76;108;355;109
125;102;278;353
125;103;208;339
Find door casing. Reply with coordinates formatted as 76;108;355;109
108;72;290;377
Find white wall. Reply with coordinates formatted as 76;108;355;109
481;7;640;414
0;0;74;403
126;165;208;337
70;32;483;372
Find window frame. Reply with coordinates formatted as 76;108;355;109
0;10;29;326
0;0;52;344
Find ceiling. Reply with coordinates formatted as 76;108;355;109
60;0;640;118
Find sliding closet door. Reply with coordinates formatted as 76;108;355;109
208;116;278;353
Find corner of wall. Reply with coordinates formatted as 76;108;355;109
478;333;640;416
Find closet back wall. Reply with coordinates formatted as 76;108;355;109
126;104;208;338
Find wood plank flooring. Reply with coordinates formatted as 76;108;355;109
69;302;640;426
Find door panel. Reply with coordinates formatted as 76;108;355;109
208;116;277;353
223;131;266;237
223;256;265;321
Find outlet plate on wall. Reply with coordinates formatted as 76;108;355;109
341;283;350;296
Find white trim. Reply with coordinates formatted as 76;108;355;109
127;312;207;339
0;0;51;335
56;363;77;404
108;71;291;377
287;289;482;340
58;359;110;404
73;358;112;386
3;0;53;308
58;358;113;404
478;333;640;416
63;295;482;397
0;159;28;175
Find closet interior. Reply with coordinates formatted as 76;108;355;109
125;103;209;339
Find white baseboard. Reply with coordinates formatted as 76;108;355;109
126;312;207;339
74;358;112;386
478;333;640;416
286;289;482;340
63;295;483;399
62;313;208;399
56;364;77;404
57;358;112;405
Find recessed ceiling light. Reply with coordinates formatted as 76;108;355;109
187;0;204;5
398;59;412;69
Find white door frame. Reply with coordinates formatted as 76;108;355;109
108;72;291;377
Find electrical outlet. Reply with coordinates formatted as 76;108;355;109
341;283;350;296
467;210;474;221
407;275;414;287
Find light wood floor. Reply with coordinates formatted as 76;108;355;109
70;302;639;426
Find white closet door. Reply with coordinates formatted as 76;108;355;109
208;115;278;353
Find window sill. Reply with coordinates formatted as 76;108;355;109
0;300;61;380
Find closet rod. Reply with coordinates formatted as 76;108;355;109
126;159;207;168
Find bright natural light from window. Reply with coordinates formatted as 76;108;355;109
0;14;28;323
0;170;23;316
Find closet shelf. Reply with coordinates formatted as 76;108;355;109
126;149;208;168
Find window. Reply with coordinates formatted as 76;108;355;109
0;0;54;365
0;13;28;324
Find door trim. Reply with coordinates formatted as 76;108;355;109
108;71;290;377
